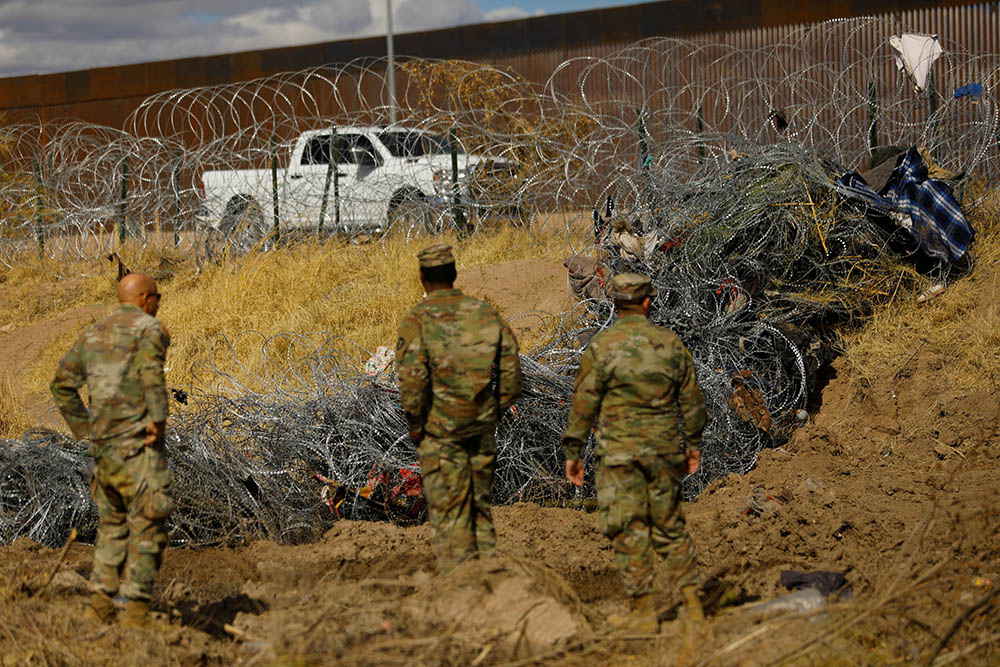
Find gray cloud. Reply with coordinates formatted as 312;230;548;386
395;0;483;32
0;0;543;77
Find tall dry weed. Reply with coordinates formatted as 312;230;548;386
839;205;1000;393
9;219;587;398
0;372;28;437
159;223;584;392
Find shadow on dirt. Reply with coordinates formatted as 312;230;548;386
170;593;267;639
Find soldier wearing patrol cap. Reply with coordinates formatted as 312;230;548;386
396;244;522;572
563;272;707;632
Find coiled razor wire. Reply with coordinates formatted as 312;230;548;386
0;16;992;547
0;17;997;265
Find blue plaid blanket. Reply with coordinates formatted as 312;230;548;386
835;147;973;264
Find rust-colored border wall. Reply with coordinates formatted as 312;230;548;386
0;0;987;128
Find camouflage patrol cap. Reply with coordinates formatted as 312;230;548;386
609;272;658;302
417;243;455;268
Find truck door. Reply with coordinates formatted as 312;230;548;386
340;133;385;227
287;132;367;230
291;132;386;230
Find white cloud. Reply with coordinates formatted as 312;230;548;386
0;0;540;77
484;6;545;21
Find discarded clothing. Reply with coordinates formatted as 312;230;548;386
954;83;984;100
564;254;609;301
610;227;663;262
729;370;771;432
744;588;825;621
593;200;668;264
861;146;908;189
363;345;395;377
780;570;851;598
835;146;973;264
890;33;943;92
744;486;784;517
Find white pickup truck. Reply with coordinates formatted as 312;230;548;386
199;126;519;246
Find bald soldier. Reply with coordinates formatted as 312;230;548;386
396;244;522;572
563;272;706;632
51;273;171;628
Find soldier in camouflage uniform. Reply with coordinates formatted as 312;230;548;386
51;272;171;629
563;272;706;632
396;244;522;573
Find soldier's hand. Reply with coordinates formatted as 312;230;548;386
684;450;701;474
145;420;166;446
565;459;585;487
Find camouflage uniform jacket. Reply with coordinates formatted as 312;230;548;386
50;304;170;453
563;313;705;465
396;288;522;440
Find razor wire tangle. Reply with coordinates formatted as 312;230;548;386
0;16;997;263
0;16;993;547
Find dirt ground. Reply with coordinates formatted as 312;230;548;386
457;256;577;345
0;257;998;665
0;291;108;427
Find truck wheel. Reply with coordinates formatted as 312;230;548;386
388;193;435;239
220;195;269;253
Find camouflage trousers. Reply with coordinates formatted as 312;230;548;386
418;430;497;573
90;437;172;602
595;454;698;599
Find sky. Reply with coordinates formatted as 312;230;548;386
0;0;636;77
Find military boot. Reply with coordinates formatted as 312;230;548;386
84;592;116;624
120;600;150;629
609;593;659;633
677;585;710;663
681;584;704;624
630;593;660;633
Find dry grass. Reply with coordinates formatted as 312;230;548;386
0;264;109;326
0;372;29;437
4;201;999;406
5;215;588;401
838;204;1000;394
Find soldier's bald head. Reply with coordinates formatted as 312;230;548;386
118;272;161;316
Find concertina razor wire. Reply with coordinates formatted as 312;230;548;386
0;16;994;547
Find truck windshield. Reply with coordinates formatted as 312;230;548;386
378;131;461;157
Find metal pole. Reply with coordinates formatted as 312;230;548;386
927;70;938;160
33;161;44;256
868;81;878;166
270;135;280;244
386;0;397;125
172;149;181;247
318;127;336;235
449;128;465;229
636;108;649;171
636;108;653;208
696;103;705;163
118;157;128;242
334;135;341;227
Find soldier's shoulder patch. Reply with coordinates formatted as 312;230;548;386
397;314;421;353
